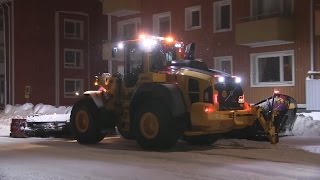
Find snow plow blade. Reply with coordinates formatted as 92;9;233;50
10;115;71;138
251;93;297;143
255;94;297;133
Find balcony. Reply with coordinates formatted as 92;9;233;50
236;17;294;47
102;0;141;17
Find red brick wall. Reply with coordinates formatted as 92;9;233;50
13;0;108;106
14;0;56;105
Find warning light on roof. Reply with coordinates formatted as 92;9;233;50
165;37;174;43
142;39;157;49
139;34;146;39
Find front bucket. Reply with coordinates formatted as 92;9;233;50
224;94;297;142
255;94;298;134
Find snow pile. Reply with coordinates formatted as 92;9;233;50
292;112;320;136
0;103;72;136
33;103;72;115
4;103;34;119
300;145;320;154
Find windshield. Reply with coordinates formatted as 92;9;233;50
149;43;179;71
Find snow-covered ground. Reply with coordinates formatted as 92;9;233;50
0;103;319;154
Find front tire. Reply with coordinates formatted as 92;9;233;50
70;97;105;144
134;100;179;150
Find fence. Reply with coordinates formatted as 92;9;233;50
306;71;320;110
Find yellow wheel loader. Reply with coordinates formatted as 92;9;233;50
70;35;297;150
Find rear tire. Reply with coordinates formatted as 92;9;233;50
184;134;219;146
70;97;105;144
134;100;179;150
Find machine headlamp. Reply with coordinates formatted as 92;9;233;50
218;76;225;83
235;77;242;83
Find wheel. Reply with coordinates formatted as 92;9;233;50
116;120;135;140
70;97;105;144
134;100;179;150
183;134;219;146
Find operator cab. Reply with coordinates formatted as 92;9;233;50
121;35;183;87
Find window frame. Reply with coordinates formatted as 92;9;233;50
213;0;232;33
64;19;84;40
185;5;201;31
64;48;84;69
214;56;233;75
117;18;141;40
188;78;200;104
64;78;84;98
153;12;171;36
250;50;295;87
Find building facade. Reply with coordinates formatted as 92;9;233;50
0;0;108;107
102;0;320;106
0;0;319;107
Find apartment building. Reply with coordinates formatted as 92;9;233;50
102;0;320;106
0;0;108;107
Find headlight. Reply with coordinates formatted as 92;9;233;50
235;77;242;83
218;77;225;83
117;42;124;49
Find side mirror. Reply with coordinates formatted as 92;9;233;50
184;42;195;60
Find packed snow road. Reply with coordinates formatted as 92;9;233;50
0;136;319;180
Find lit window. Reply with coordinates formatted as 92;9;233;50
153;12;171;37
64;49;83;68
64;79;83;98
214;0;232;32
64;19;83;39
251;50;294;87
118;18;141;40
251;0;293;20
214;56;233;74
185;6;201;30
